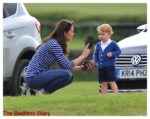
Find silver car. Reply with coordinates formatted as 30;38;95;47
115;24;147;89
3;3;41;95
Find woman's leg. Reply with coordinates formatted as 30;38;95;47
43;70;73;93
26;69;73;94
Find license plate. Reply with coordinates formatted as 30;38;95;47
116;69;147;79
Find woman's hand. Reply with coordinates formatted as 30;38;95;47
72;44;91;67
85;60;96;71
72;60;95;72
81;44;91;59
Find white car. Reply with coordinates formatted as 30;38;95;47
115;24;147;89
3;3;42;95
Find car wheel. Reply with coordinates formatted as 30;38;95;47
11;59;36;96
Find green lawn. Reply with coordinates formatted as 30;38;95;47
25;3;146;23
25;3;146;50
3;81;147;116
68;37;86;50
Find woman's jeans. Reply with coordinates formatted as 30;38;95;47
24;69;73;94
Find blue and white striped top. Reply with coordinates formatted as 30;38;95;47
25;39;74;78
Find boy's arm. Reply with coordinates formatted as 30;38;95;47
112;42;121;58
93;44;99;63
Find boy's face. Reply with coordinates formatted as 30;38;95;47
98;32;111;42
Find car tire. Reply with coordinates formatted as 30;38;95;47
11;59;29;96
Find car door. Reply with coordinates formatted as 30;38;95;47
3;3;18;79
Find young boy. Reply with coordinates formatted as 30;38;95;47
93;24;121;94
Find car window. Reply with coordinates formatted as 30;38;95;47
3;3;17;18
3;5;9;18
144;29;147;32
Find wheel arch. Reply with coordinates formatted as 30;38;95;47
12;47;36;77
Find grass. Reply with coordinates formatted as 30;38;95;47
3;81;147;116
41;27;98;50
68;37;86;50
25;3;147;23
24;3;147;50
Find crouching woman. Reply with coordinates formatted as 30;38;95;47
24;19;95;94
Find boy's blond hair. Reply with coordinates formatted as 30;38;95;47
97;24;114;35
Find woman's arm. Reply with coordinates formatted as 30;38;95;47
50;40;91;70
72;44;91;66
71;66;83;72
93;43;99;63
49;40;74;70
71;44;96;72
72;60;95;72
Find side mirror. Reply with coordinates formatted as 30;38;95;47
137;24;147;32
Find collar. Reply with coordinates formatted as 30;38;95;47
101;39;112;45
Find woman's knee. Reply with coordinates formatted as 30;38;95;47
63;70;73;82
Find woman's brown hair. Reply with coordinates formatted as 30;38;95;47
38;19;74;55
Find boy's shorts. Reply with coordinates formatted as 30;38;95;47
98;66;116;83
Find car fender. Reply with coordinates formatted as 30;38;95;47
7;35;40;79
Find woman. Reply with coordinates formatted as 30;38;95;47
24;19;95;94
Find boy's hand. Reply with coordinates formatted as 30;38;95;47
107;52;112;58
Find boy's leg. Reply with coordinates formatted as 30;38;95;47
109;81;118;94
99;83;101;93
101;82;108;94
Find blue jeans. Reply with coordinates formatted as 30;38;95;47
24;69;73;94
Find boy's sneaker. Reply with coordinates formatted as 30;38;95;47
99;89;101;94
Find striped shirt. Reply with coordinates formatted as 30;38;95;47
25;39;74;78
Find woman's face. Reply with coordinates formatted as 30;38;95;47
64;25;74;41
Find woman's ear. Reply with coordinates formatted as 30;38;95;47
64;31;67;39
